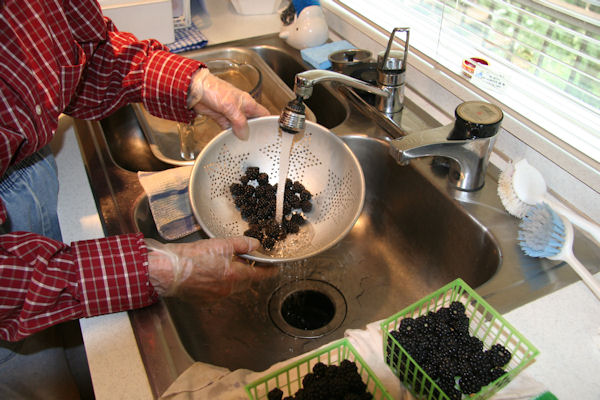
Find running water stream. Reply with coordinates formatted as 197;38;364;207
275;131;294;224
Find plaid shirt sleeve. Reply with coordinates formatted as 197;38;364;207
0;232;157;342
63;6;203;124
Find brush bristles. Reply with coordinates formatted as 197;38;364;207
518;203;566;258
497;163;531;218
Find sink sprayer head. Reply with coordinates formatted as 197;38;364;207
279;96;306;135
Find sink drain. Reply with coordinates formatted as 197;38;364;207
269;279;346;338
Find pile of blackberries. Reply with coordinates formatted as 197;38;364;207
230;167;313;250
386;301;512;399
267;360;373;400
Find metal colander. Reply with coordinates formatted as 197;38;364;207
189;116;365;263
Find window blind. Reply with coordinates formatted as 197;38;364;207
336;0;600;162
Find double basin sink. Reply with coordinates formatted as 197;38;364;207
72;34;600;397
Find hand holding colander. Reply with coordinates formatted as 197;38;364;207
189;116;365;263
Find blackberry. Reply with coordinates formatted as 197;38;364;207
257;172;270;185
245;166;260;180
283;216;300;234
312;362;327;378
489;367;507;382
292;181;305;193
234;196;245;208
398;317;418;337
244;226;263;241
458;374;483;394
229;182;244;196
285;178;293;191
487;343;512;367
267;387;283;400
290;213;306;226
449;301;466;316
300;189;312;201
262;236;276;250
300;200;313;213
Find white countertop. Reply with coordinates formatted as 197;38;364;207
51;1;600;399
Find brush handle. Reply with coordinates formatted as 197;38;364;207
563;251;600;301
546;197;600;245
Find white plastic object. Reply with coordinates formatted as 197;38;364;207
279;5;328;50
549;216;600;300
230;0;282;15
98;0;175;44
512;159;600;244
172;0;192;29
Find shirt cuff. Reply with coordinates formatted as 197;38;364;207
142;50;204;123
72;233;157;317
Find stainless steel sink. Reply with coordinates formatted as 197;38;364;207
72;33;600;397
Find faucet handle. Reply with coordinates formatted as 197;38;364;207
378;27;410;73
448;101;504;140
376;27;410;117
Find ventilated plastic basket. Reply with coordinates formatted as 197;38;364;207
245;338;393;400
381;279;539;400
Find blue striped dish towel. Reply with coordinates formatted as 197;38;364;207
138;166;200;241
166;25;208;54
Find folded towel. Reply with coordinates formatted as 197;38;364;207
300;40;354;69
138;166;200;241
166;25;208;54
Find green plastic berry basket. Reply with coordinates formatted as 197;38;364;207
381;278;539;400
245;338;393;400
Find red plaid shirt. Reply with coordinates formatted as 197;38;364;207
0;0;203;341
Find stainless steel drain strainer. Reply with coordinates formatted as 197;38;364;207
189;116;365;263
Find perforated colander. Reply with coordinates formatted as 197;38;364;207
189;116;365;263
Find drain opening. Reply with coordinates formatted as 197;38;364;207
281;290;335;330
269;279;347;339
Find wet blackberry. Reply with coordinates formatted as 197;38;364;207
299;200;311;213
229;182;244;196
244;225;263;242
300;189;312;201
262;236;276;250
257;172;269;186
245;166;260;180
230;167;313;251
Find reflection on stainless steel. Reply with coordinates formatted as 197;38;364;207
73;33;600;398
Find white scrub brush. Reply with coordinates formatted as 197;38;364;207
498;159;600;244
518;203;600;300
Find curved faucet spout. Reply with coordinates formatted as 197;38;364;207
294;70;390;100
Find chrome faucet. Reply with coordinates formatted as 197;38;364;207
279;27;409;134
278;27;503;191
389;101;503;191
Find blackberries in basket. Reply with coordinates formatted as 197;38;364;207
267;360;373;400
386;301;512;398
230;167;312;250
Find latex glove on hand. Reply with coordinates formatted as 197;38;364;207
186;68;270;140
146;236;276;301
